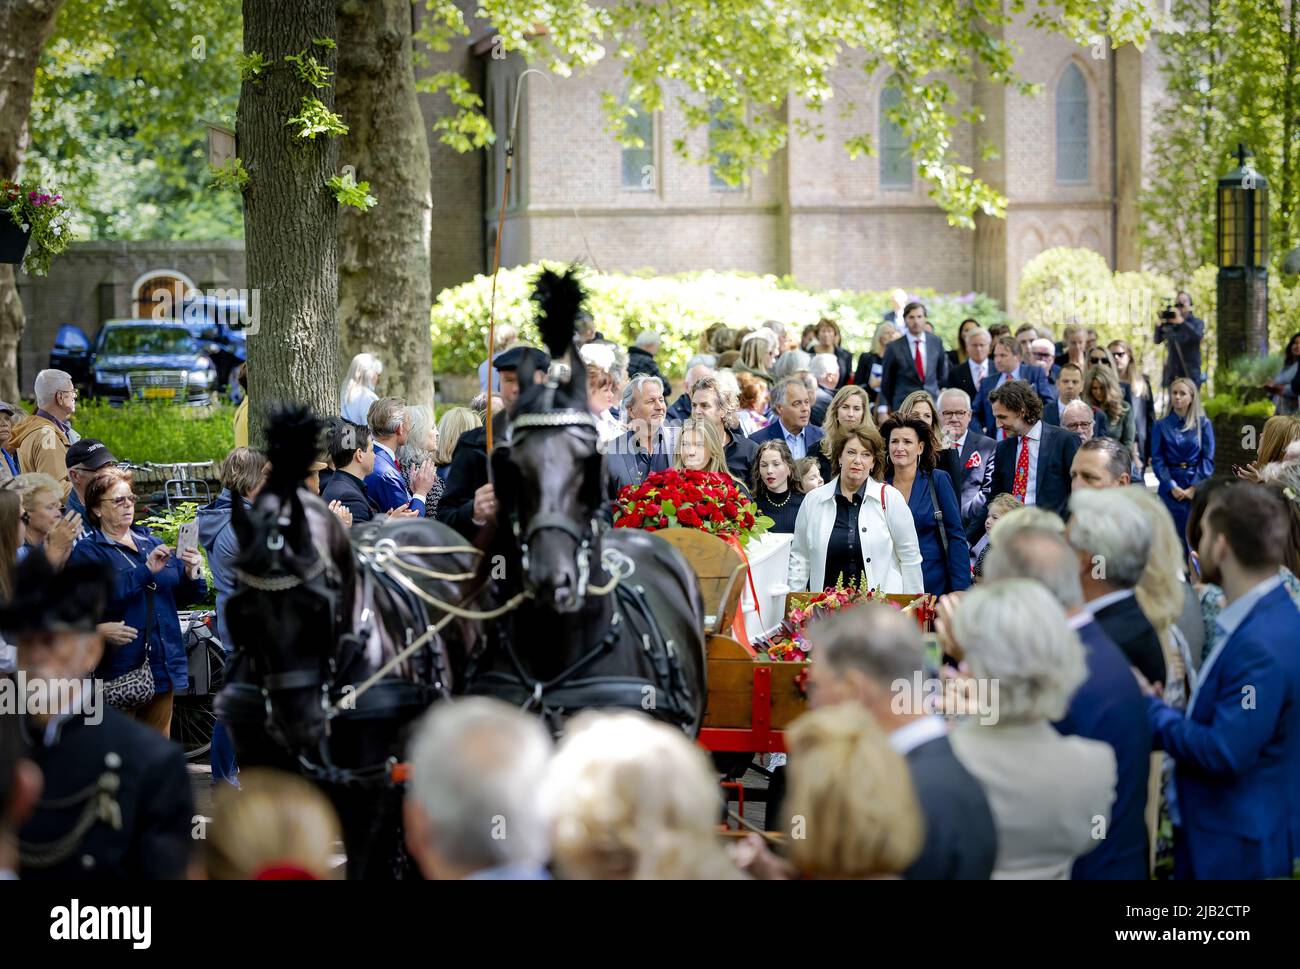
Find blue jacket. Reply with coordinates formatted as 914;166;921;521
365;443;423;514
195;489;244;649
1056;619;1152;879
1149;583;1300;879
887;469;970;595
70;527;207;693
973;366;1057;436
747;421;825;460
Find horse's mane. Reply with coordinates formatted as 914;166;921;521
516;264;589;416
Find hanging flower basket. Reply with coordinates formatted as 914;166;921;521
0;214;32;265
0;179;72;275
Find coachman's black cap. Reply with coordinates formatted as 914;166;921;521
492;346;551;372
0;551;113;638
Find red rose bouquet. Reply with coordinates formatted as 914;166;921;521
757;574;903;662
613;469;772;544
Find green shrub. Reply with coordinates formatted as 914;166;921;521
1201;394;1274;420
73;401;234;465
429;264;1009;380
137;501;215;603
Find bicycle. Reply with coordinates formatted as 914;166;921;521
174;610;227;762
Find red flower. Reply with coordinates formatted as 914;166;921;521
677;506;701;528
722;501;738;518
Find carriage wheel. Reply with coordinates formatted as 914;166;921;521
173;639;228;762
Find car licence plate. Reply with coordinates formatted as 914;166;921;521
142;387;176;399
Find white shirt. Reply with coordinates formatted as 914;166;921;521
373;440;397;463
1007;420;1042;505
889;715;948;756
909;335;927;377
953;431;968;453
1190;574;1284;716
968;358;988;387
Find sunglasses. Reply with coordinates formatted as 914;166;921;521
1034;351;1055;359
105;495;137;508
20;511;30;525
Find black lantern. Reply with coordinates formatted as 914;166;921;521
1216;143;1269;269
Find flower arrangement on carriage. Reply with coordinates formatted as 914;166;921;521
612;468;773;543
756;573;906;661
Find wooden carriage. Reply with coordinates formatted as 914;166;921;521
655;528;932;754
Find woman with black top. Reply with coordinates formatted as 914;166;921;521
896;391;963;486
947;318;981;369
812;318;853;389
853;321;902;403
751;440;805;533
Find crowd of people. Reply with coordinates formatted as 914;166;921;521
2;284;1299;881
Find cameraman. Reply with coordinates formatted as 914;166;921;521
1154;291;1204;389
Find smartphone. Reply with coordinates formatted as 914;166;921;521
176;520;199;560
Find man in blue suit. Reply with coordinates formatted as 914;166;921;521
748;377;824;462
984;526;1151;879
1140;484;1300;880
365;397;437;516
974;336;1056;437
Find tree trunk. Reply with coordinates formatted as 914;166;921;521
238;0;341;443
334;0;435;410
0;0;67;403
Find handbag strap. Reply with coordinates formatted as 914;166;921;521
114;540;157;656
928;474;950;558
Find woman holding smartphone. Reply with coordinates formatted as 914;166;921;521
69;467;207;736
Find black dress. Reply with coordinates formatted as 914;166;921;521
854;351;884;404
756;488;805;533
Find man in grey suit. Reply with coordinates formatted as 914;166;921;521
604;374;677;500
404;698;553;880
806;605;997;880
938;388;995;542
877;300;949;416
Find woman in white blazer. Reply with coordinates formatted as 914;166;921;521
788;424;923;594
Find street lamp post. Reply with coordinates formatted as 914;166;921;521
1216;143;1269;368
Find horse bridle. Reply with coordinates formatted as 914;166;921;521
508;409;603;599
232;512;352;734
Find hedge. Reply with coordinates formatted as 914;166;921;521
72;401;235;466
430;265;1009;380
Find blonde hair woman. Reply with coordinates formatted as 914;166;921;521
434;407;480;479
675;417;747;493
736;334;774;385
205;768;343;879
540;711;743;880
339;352;383;425
1085;364;1135;451
852;320;902;405
896;389;964;484
9;472;78;568
819;385;874;466
783;703;923;879
1151;377;1214;551
1242;415;1300;479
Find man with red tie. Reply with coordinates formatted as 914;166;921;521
877;301;948;417
973;380;1078;542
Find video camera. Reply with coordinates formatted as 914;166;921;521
1159;298;1179;324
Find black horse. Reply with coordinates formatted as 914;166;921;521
215;408;487;878
464;269;708;733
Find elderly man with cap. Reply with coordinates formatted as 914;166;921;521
2;553;193;880
0;400;20;483
64;438;117;541
437;345;551;539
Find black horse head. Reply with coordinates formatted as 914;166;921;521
226;405;355;751
491;266;606;613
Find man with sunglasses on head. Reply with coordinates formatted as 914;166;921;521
1154;291;1204;389
6;370;80;501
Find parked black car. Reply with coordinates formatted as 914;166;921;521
50;320;219;405
179;294;248;393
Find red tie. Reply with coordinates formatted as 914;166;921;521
914;339;925;382
1012;436;1030;502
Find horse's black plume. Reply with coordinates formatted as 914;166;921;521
531;265;586;361
263;404;327;494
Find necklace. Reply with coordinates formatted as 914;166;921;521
765;489;792;508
